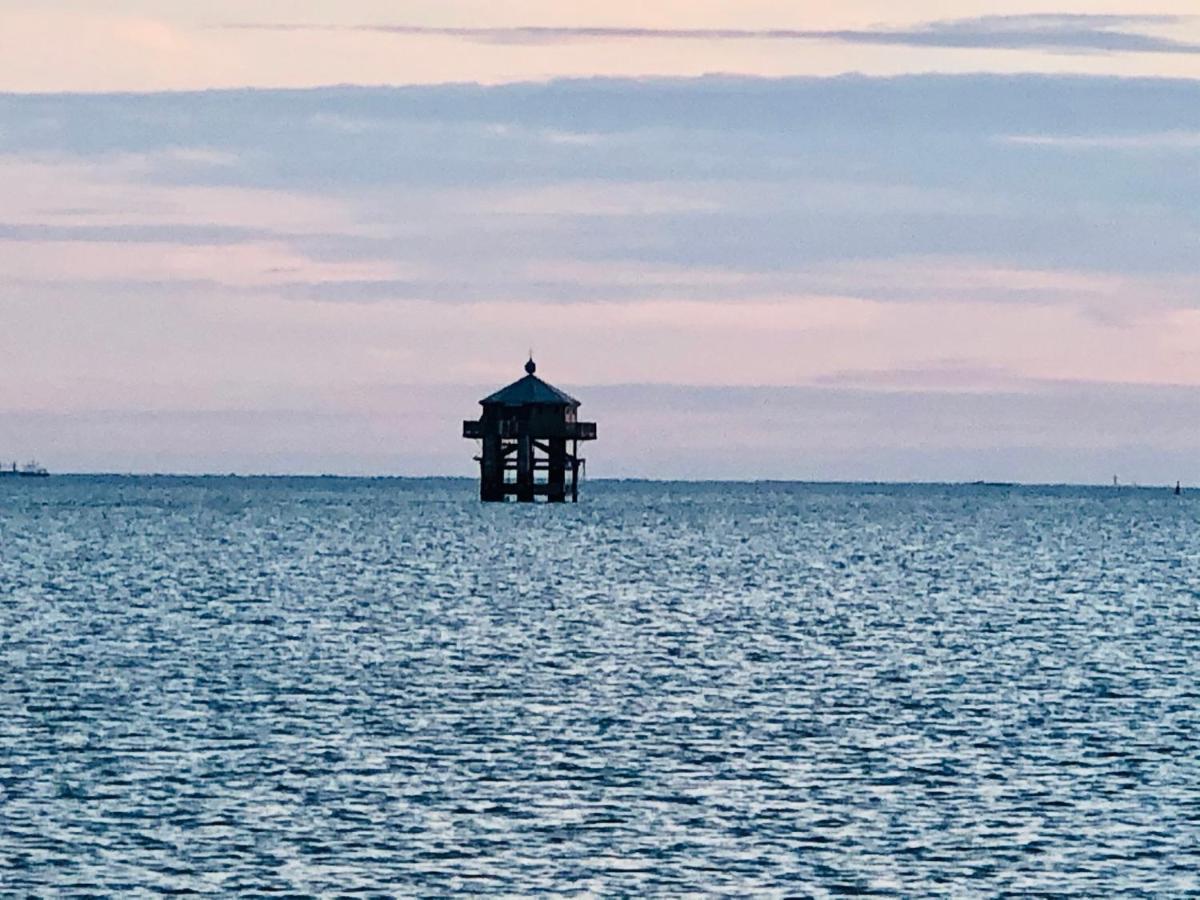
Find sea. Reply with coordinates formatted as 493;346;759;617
1;476;1197;896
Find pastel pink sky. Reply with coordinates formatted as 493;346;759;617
1;3;1199;480
4;1;1200;90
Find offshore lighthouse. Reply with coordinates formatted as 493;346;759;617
462;358;597;502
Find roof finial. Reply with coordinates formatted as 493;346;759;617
525;351;536;375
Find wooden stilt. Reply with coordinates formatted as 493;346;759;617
517;434;534;502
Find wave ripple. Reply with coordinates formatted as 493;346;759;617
2;478;1198;895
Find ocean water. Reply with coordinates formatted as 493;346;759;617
1;476;1197;896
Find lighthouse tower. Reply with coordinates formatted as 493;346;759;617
462;358;597;502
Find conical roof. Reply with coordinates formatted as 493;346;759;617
481;358;580;407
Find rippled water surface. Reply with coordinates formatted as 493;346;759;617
2;477;1198;895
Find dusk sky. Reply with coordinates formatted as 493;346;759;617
3;2;1200;480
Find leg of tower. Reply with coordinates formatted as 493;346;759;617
517;433;534;502
481;434;503;501
548;438;566;502
570;439;580;503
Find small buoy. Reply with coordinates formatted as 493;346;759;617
1175;481;1182;495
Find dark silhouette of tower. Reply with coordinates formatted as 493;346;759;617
462;358;597;502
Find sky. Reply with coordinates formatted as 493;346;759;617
2;2;1199;481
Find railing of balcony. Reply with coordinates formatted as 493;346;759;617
464;420;597;440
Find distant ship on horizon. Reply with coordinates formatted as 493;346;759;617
0;460;49;478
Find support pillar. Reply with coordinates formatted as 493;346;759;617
548;438;566;503
517;433;534;502
480;434;503;501
570;439;580;503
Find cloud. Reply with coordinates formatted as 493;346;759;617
0;222;271;245
223;15;1200;56
5;72;1200;480
1002;131;1200;149
3;74;1200;303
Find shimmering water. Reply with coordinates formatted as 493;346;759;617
1;477;1197;896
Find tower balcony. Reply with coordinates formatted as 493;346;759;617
463;420;597;440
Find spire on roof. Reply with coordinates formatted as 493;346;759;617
480;357;580;407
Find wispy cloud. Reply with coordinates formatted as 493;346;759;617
223;15;1200;56
1002;131;1200;149
4;75;1200;290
